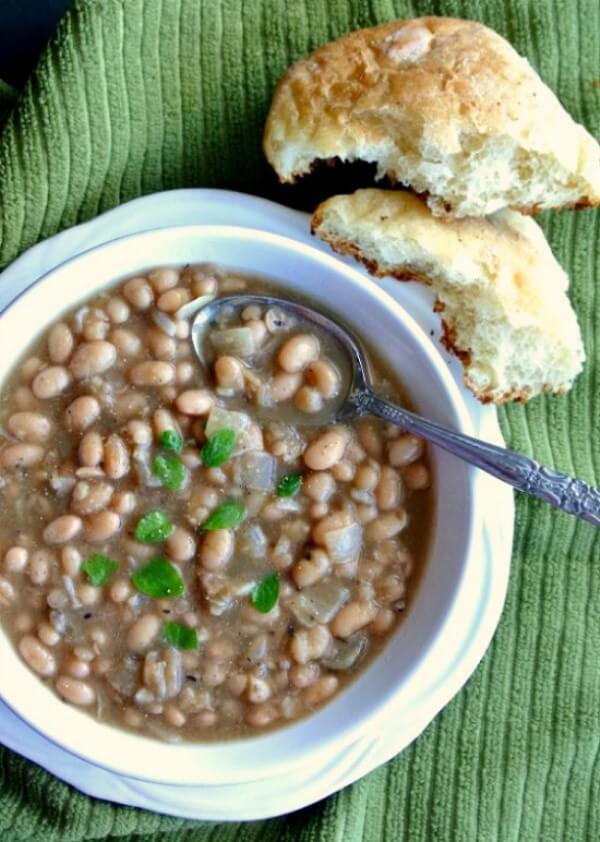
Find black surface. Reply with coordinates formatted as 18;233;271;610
0;0;72;87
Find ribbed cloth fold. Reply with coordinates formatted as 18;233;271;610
0;1;599;840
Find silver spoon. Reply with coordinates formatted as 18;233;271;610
192;294;600;528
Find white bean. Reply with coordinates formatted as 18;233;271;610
157;287;191;312
312;509;355;546
292;548;330;588
278;334;320;373
19;635;56;676
4;546;28;573
403;463;431;490
7;412;51;443
214;356;245;391
353;461;380;491
61;546;81;576
0;577;15;606
111;490;136;515
146;326;176;360
32;366;71;399
270;371;302;403
148;267;179;293
123;277;154;309
129;361;175;387
79;432;103;467
330;601;378;638
43;515;83;545
110;327;142;356
306;360;340;399
175;389;214;415
167;527;196;562
48;323;74;363
303;427;349;471
70;341;117;379
84;511;122;542
127;614;161;652
376;466;403;510
365;510;408;541
303;471;336;502
0;443;44;470
290;625;331;664
199;529;234;570
71;481;113;516
64;396;101;431
388;434;424;467
105;297;130;323
294;385;323;414
56;676;96;706
103;434;130;479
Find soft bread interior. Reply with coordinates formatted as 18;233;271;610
311;190;585;403
265;18;600;217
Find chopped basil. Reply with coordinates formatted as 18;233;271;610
159;430;183;453
200;500;246;531
251;571;280;614
81;554;118;587
201;428;236;467
163;621;198;650
276;473;302;497
131;558;185;598
135;511;174;543
153;454;187;490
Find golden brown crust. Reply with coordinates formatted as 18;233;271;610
311;189;585;404
265;17;600;216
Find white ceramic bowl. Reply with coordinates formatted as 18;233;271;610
0;225;476;786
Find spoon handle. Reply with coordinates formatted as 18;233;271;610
364;392;600;527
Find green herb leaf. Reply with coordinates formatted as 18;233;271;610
131;558;185;598
276;473;302;497
201;428;236;467
152;455;187;490
135;511;174;543
163;621;198;650
159;430;183;453
81;554;119;587
251;572;280;614
200;500;246;531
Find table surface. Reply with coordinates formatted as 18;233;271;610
0;0;72;87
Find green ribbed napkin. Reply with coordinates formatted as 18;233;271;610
1;1;599;840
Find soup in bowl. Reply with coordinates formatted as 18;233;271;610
0;226;475;784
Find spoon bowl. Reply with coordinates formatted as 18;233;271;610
193;293;600;527
191;293;372;425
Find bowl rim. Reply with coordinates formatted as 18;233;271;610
0;223;478;785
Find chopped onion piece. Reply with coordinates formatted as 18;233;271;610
133;448;162;487
237;523;268;559
238;451;277;492
62;576;81;609
210;327;256;357
175;293;216;321
73;306;90;332
206;407;263;453
151;310;177;336
265;307;292;333
322;633;368;671
289;581;350;625
324;522;363;563
275;497;302;512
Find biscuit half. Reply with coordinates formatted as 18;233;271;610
265;17;600;218
311;189;585;403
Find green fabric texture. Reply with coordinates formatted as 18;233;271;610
0;80;18;128
1;0;600;839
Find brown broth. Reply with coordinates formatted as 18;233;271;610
0;263;432;741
